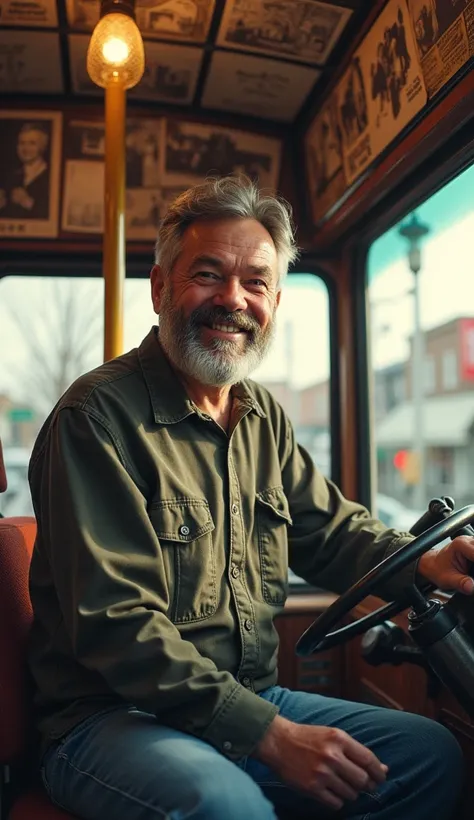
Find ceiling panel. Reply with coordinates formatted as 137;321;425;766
0;0;369;126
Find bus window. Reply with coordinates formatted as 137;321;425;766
367;163;474;529
0;272;331;569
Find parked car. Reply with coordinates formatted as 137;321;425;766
374;493;426;533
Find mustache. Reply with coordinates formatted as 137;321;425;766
189;305;261;333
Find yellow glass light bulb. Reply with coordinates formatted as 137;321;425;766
87;11;145;89
102;36;129;65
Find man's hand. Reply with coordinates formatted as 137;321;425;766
254;715;388;810
11;186;34;210
418;535;474;595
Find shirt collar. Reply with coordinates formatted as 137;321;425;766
138;327;266;424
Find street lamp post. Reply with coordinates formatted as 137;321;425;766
398;213;430;509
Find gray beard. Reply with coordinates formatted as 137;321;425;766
158;286;277;387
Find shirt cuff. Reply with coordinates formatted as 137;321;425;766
201;683;279;760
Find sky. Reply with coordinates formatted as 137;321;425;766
0;162;473;407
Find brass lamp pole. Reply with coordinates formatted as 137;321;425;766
86;0;144;361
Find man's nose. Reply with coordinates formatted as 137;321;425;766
213;277;247;312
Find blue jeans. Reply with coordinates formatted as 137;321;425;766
41;686;463;819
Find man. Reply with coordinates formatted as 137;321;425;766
0;122;50;220
29;175;469;820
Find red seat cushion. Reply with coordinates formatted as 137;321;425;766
0;517;37;762
9;789;78;819
0;440;7;493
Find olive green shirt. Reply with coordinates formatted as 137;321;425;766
28;327;416;760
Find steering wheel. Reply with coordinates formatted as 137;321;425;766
296;505;474;657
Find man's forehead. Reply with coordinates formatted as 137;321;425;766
182;218;277;264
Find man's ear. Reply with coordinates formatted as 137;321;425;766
150;265;165;315
275;288;282;310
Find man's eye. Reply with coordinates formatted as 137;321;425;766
248;279;267;288
195;271;218;280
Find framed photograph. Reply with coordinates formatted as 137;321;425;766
62;159;104;233
0;31;63;94
62;117;164;236
162;120;281;190
126;186;186;240
408;0;473;97
202;51;320;122
68;34;103;96
0;0;58;26
216;0;353;66
129;42;203;105
0;110;62;238
336;0;427;185
305;92;347;223
66;0;215;43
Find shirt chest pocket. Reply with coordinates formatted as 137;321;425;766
149;499;216;624
256;487;292;605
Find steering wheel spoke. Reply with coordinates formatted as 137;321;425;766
296;505;474;656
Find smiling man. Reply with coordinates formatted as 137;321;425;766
29;175;470;820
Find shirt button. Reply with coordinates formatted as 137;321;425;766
231;565;240;578
223;740;232;752
244;619;253;632
231;503;239;514
179;525;190;536
242;676;252;688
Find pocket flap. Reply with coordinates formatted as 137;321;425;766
149;499;215;542
256;487;293;525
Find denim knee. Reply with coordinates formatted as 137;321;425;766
395;713;464;818
182;773;277;820
417;717;464;783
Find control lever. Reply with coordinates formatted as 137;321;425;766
361;622;426;668
361;622;441;698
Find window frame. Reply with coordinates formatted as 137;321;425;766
350;119;474;513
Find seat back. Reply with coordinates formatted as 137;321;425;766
0;439;7;493
0;438;37;764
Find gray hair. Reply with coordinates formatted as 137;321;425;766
154;175;299;284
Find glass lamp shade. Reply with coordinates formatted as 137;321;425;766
87;12;145;89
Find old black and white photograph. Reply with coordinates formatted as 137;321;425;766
129;42;203;105
336;0;426;186
0;110;62;238
365;0;426;141
202;50;319;122
0;31;63;94
62;117;163;234
216;0;352;65
370;5;413;125
61;118;104;233
62;160;104;233
67;0;215;42
162;120;281;189
0;0;58;26
408;0;470;55
408;0;473;96
135;0;215;43
337;55;368;148
126;186;185;240
306;95;343;196
305;92;346;223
